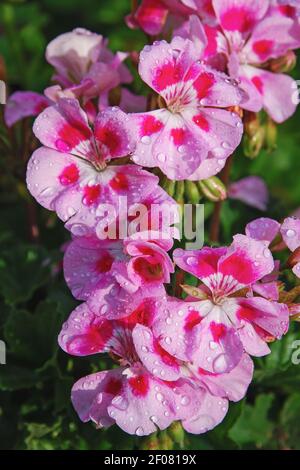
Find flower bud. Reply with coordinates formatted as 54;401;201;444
158;430;174;450
265;118;277;152
184;180;201;203
162;178;176;197
243;127;265;159
174;181;185;201
198;176;227;202
140;434;160;450
244;111;260;137
269;51;297;74
168;422;185;449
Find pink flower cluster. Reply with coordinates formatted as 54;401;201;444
8;0;300;438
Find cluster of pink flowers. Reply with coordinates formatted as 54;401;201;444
7;0;300;437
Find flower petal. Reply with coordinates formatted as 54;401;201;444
240;66;298;123
33;98;93;159
196;353;254;402
236;297;290;339
94;107;134;160
281;217;300;251
133;324;181;381
228;176;269;211
245;217;280;244
4;91;50;127
71;369;123;426
182;392;228;434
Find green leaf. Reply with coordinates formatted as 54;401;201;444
0;245;52;305
4;300;63;367
0;365;38;390
229;394;274;448
280;393;300;449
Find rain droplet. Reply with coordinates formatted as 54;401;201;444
157;153;166;162
209;341;218;350
221;141;231;149
180;395;190;406
135;427;144;436
286;229;296;238
141;135;151;144
213;354;229;373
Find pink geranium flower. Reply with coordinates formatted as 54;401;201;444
5;28;132;127
26;98;159;236
46;28;131;97
167;234;289;373
246;216;300;278
131;36;245;180
197;0;300;122
64;232;174;303
126;0;215;36
58;297;253;435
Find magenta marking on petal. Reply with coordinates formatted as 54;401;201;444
253;40;274;60
59;163;80;186
56;139;72;152
153;61;184;92
128;374;149;397
193;114;210;132
251;76;264;95
141;115;163;136
170;128;186;145
221;7;254;32
82;184;101;206
193;72;215;100
210;322;227;343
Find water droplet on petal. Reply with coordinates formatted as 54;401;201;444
141;135;151;144
180;395;190;406
209;341;218;350
157;153;166;162
135;427;144;436
213;354;229;373
286;229;296;238
221;141;231;149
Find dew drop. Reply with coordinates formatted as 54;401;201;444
157;153;166;162
180;395;190;406
141;135;151;144
209;341;218;350
286;229;296;238
135;427;144;436
213;354;229;373
221;141;231;149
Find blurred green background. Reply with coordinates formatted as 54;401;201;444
0;0;300;450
